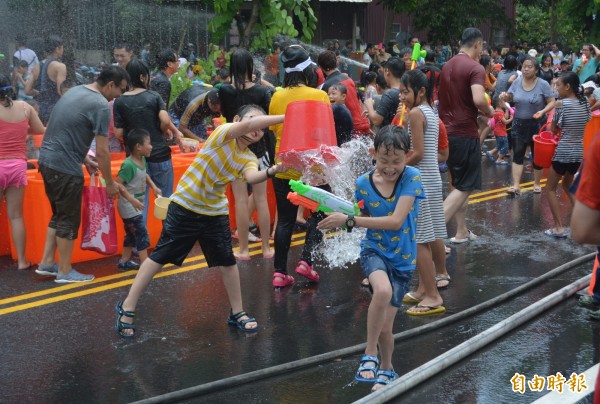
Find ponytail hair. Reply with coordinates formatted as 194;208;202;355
560;71;587;106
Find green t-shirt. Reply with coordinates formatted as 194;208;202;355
117;157;147;219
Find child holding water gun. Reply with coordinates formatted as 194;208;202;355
317;126;425;392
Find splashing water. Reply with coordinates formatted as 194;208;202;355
297;42;370;69
288;137;374;269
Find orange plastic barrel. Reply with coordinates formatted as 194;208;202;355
278;100;336;155
32;134;44;148
584;114;600;153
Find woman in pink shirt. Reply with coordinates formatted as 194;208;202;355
0;74;45;269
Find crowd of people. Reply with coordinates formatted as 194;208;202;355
1;29;599;392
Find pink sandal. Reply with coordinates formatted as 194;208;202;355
295;260;320;282
272;272;295;288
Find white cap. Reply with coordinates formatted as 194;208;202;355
582;81;598;90
528;49;538;57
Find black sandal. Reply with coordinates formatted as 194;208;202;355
227;310;258;332
115;301;135;338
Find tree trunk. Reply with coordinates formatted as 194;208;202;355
241;0;260;48
550;0;557;44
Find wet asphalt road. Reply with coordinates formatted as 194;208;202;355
0;151;598;404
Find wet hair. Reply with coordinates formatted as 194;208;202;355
126;128;150;152
361;71;377;87
559;71;587;105
155;48;177;70
282;46;317;88
126;58;150;89
229;49;254;90
45;35;63;55
522;55;540;72
96;65;131;88
237;104;266;118
401;69;433;105
376;72;387;89
492;46;502;55
479;55;492;69
206;89;220;105
503;55;518;71
541;52;552;65
373;125;411;155
491;94;501;109
384;57;405;79
317;50;337;71
17;60;29;70
368;62;382;73
114;42;133;52
217;68;229;79
366;43;376;51
329;83;347;95
399;48;412;58
460;28;483;48
0;74;15;107
424;51;435;63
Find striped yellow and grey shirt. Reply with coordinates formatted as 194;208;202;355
171;123;258;215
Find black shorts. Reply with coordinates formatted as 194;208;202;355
40;165;84;240
447;136;482;192
552;161;580;176
149;202;236;268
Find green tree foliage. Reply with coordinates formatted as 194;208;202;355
377;0;510;45
515;0;599;50
210;0;317;50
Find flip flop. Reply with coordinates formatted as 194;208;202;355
533;185;542;193
406;305;446;316
449;230;477;244
485;151;495;163
544;229;567;239
506;186;521;196
435;275;451;289
402;292;422;304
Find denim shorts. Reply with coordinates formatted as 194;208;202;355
149;202;236;268
360;249;414;308
122;214;150;251
495;136;509;155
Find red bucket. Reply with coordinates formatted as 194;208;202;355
278;100;336;155
32;134;44;148
533;123;558;168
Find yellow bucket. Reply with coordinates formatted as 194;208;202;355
154;197;172;220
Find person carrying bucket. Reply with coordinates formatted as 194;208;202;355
543;71;591;238
500;55;555;195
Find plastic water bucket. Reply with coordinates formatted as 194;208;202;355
278;100;336;155
533;135;556;168
154;197;172;220
32;134;44;148
584;114;600;153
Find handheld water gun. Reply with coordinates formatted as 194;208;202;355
287;180;363;216
398;43;427;126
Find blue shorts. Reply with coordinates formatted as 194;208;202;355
122;214;151;251
360;249;414;308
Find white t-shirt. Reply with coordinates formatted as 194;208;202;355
549;50;564;66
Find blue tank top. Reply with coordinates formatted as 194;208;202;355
38;57;61;123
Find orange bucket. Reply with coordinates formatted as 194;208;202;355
32;134;44;148
533;123;558;168
584;114;600;152
278;100;336;155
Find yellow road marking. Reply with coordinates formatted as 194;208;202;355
0;177;553;316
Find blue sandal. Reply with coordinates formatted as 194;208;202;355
371;368;398;391
355;354;379;382
115;301;135;338
227;310;258;332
